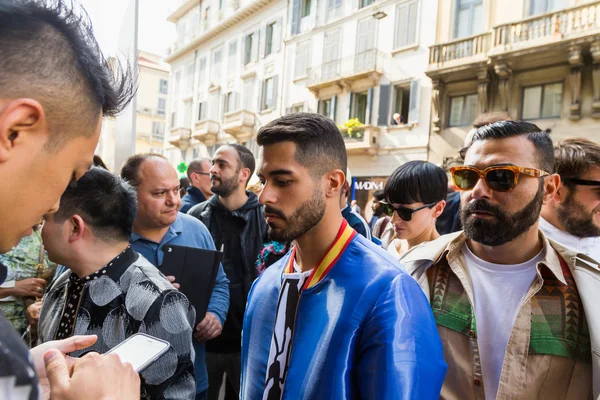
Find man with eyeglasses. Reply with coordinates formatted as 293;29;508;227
539;138;600;261
181;158;214;213
401;121;600;400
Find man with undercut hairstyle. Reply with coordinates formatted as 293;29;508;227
0;0;140;398
38;167;196;399
240;113;446;399
402;121;600;399
540;138;600;261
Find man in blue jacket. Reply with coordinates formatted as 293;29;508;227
122;154;230;400
241;113;446;399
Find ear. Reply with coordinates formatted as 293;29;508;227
542;174;561;204
68;215;87;243
324;169;346;199
240;167;251;185
432;200;446;219
0;99;47;163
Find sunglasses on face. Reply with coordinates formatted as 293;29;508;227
449;165;550;192
563;177;600;186
380;201;438;222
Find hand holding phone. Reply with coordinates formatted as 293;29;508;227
105;333;170;372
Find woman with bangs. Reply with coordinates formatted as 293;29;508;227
383;160;448;259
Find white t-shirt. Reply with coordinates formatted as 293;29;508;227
462;244;543;400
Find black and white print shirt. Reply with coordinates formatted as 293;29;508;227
38;248;196;400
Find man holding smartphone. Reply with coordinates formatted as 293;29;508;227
0;0;140;398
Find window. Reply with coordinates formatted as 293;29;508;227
203;7;210;30
225;92;237;113
212;48;223;82
395;1;418;48
323;30;341;81
294;41;310;79
198;57;207;87
228;41;237;76
197;101;207;121
351;92;369;124
360;0;374;8
522;82;563;120
157;98;166;115
244;33;255;65
327;0;343;21
455;0;483;39
393;85;410;124
356;17;376;72
319;97;336;121
263;78;274;110
152;122;165;140
449;94;478;127
170;111;177;128
301;0;312;17
243;78;254;111
159;79;168;95
266;22;276;56
291;103;304;113
528;0;565;16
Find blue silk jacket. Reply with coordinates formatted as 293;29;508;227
240;224;447;399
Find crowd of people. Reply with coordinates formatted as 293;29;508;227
1;1;600;400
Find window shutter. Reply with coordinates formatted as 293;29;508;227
221;94;226;119
407;1;418;46
317;100;322;115
377;84;391;126
395;4;408;48
291;0;301;35
234;92;240;112
366;88;373;125
348;92;354;120
272;75;279;110
202;102;207;120
252;31;259;62
408;79;420;124
257;80;264;111
330;95;337;121
274;18;283;53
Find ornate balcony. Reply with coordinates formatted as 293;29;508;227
168;127;191;147
192;120;220;146
307;50;386;98
428;32;491;72
339;125;379;156
222;110;256;142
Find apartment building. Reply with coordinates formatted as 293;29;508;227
283;0;438;209
164;0;287;165
427;0;600;167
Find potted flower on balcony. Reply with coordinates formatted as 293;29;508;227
338;118;365;140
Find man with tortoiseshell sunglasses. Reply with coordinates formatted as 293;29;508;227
401;121;600;400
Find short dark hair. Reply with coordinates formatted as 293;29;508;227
257;113;347;178
93;155;108;170
54;167;137;242
554;138;600;184
470;120;554;173
384;161;448;205
0;0;136;151
372;190;385;202
120;153;167;187
187;158;211;180
225;144;256;183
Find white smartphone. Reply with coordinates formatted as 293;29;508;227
105;333;170;372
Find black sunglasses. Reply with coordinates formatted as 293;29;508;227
563;178;600;186
380;201;437;222
194;172;210;176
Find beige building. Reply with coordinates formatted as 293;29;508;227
136;51;170;155
426;0;600;167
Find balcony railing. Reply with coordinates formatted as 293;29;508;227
307;49;386;89
223;110;256;142
493;2;600;49
428;32;491;67
339;125;379;155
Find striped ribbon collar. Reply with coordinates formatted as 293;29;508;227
285;219;356;290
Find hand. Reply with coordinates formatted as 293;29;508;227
166;275;180;289
30;335;98;399
14;278;46;297
194;312;222;341
26;300;43;326
44;350;140;400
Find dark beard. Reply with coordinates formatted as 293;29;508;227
265;188;326;243
211;175;239;198
460;183;544;246
557;191;600;238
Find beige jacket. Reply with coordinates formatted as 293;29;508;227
400;231;600;400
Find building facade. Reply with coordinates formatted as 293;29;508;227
427;0;600;167
164;0;287;165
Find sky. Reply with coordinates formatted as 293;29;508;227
79;0;175;57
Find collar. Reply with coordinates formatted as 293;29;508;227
70;245;138;283
403;230;569;285
131;213;184;244
284;219;356;290
187;186;206;202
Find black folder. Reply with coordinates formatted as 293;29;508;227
160;244;223;325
